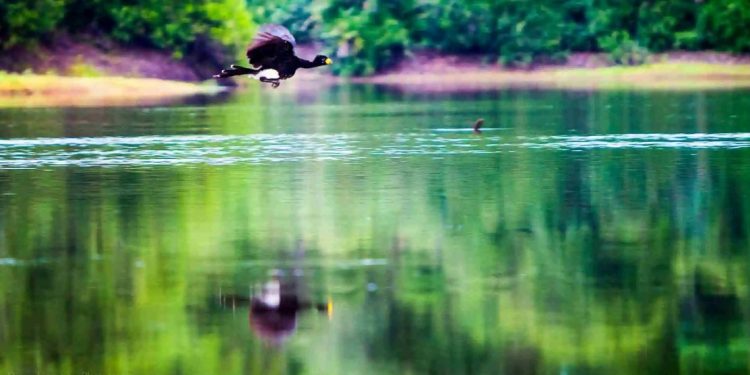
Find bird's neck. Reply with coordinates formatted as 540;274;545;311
297;57;322;69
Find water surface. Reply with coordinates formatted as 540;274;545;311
1;86;749;374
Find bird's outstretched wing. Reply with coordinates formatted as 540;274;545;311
249;24;296;49
246;24;296;67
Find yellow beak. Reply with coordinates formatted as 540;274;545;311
325;58;333;65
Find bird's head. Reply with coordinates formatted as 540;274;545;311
313;55;333;66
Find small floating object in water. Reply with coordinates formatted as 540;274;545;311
473;118;484;134
431;122;504;134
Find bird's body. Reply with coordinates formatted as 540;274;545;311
214;24;331;87
251;68;281;81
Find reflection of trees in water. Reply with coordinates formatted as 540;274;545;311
1;90;750;373
3;148;750;373
678;269;747;373
373;256;550;375
366;297;542;375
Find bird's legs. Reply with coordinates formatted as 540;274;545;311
259;77;281;88
215;64;281;88
213;64;258;79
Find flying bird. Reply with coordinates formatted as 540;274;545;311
213;24;332;88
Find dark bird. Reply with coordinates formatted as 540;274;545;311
473;118;484;134
213;24;332;88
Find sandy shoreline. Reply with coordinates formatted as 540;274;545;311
349;64;750;91
0;74;225;107
282;52;750;92
3;52;750;107
346;52;750;91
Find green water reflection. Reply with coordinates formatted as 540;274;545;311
1;87;750;374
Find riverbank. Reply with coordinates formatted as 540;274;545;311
347;52;750;91
0;73;225;107
350;62;750;92
3;52;750;108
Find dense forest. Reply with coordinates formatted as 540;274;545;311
2;0;750;76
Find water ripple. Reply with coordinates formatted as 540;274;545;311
0;132;748;168
522;133;750;150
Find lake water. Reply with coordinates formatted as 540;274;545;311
1;86;749;374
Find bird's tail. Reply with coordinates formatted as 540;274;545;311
213;65;259;79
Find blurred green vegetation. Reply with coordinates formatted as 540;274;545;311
0;0;254;61
247;0;750;75
2;0;750;75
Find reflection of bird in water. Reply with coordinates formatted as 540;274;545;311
213;24;332;88
678;270;740;344
681;271;739;319
220;273;332;344
473;118;484;134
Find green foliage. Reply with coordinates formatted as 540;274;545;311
1;0;254;61
599;31;650;66
557;0;599;51
634;1;697;51
247;0;319;43
109;1;196;56
203;0;256;60
411;0;567;66
674;30;700;50
698;0;750;52
493;2;567;66
4;0;750;74
250;0;716;73
319;0;412;76
62;0;113;34
109;0;254;59
411;0;495;54
0;0;65;49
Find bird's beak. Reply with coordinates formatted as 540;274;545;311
325;58;333;65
